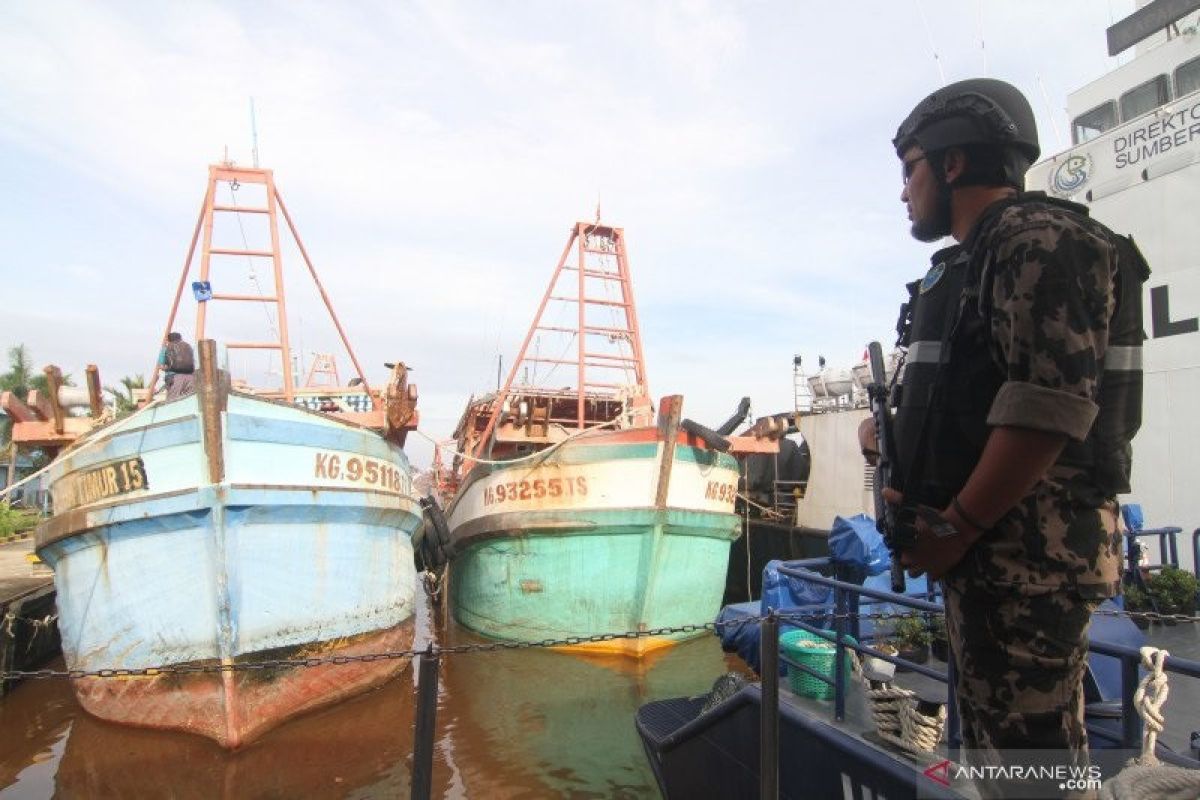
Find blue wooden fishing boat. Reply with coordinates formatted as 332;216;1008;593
31;163;423;748
437;220;778;657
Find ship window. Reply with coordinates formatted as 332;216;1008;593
1072;102;1117;144
1119;75;1171;121
1177;55;1200;97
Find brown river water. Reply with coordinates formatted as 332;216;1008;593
5;589;1198;798
0;597;751;799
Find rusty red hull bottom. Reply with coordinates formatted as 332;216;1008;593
69;621;415;749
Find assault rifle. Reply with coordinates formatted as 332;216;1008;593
865;341;917;593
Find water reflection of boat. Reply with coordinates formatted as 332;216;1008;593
32;163;422;748
52;671;419;800
0;663;74;795
439;621;748;796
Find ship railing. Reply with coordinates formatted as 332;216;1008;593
773;559;956;739
1088;637;1200;761
770;558;1200;760
770;479;805;513
1124;526;1186;586
1194;528;1200;581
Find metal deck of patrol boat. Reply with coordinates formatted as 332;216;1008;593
27;162;424;748
637;558;1200;799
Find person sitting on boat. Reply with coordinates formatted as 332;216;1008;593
871;78;1147;797
159;332;196;400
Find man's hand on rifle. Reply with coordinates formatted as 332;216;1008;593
858;418;880;467
879;488;982;580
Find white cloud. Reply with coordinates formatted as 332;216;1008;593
0;0;1138;468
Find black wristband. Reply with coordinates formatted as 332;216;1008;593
951;496;989;533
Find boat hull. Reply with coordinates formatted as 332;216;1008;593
70;620;414;748
446;432;741;656
36;393;421;747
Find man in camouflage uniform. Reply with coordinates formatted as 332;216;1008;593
874;79;1145;798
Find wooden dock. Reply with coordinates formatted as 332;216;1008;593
0;536;60;695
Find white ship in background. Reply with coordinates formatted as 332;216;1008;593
1027;0;1200;568
794;0;1200;571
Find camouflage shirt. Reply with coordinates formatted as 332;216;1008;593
956;199;1123;598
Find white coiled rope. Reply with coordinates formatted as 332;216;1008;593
1099;647;1200;800
864;676;945;754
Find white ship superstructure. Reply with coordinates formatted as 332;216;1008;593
1027;2;1200;566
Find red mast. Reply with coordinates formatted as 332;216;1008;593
472;220;649;457
146;163;375;407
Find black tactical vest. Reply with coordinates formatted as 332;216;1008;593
892;194;1149;508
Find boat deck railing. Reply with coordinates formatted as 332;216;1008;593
1125;526;1186;580
771;558;1200;761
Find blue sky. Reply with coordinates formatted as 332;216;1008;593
0;1;1136;466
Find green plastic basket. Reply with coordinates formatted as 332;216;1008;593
779;630;857;700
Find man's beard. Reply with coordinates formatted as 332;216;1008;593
910;181;952;242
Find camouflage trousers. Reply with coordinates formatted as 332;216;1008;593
943;574;1098;799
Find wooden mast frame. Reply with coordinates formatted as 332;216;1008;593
146;164;376;409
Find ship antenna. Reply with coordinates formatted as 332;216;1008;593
250;97;260;168
1036;75;1065;150
976;0;988;75
913;0;946;85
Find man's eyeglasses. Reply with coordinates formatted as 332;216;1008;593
902;155;927;184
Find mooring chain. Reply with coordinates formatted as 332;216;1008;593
3;605;1198;682
0;650;426;681
434;623;720;656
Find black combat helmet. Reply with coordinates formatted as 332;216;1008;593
893;78;1040;185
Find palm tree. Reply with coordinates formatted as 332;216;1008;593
0;344;48;401
104;374;146;418
1;345;49;448
1;344;74;448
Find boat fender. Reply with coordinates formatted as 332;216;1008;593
411;521;437;571
418;495;455;566
680;419;731;452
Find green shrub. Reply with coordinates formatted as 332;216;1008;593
1146;567;1199;616
1122;582;1151;611
0;500;38;540
891;615;932;649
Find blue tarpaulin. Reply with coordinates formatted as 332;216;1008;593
828;514;890;576
1121;503;1144;532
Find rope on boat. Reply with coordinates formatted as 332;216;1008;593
412;418;621;467
1099;647;1200;800
864;682;912;740
2;611;58;641
864;678;946;754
